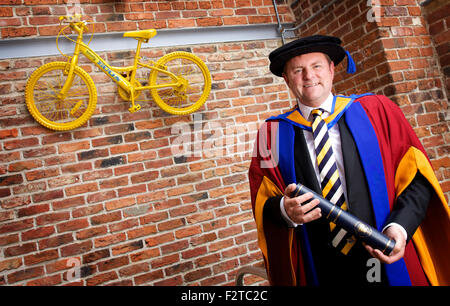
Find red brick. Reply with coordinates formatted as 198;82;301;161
111;240;144;256
0;258;22;273
0;128;18;139
127;225;157;239
134;269;164;285
2;27;37;38
117;183;147;197
8;160;42;172
57;218;89;233
0;151;20;163
76;226;108;240
195;178;221;191
32;189;64;203
94;232;126;248
130;171;159;183
4;242;36;257
27;274;61;286
38;233;73;250
141;211;168;224
86;271;118;286
151;253;179;269
0;7;13;16
0;174;23;186
119;262;149;277
175;225;202;239
183;267;212;282
97;255;129;272
60;240;92;257
52;195;84;210
58;141;90;153
157;218;186;231
196;17;223;27
91;212;122;226
23;146;57;158
145;232;174;247
24;249;58;266
0;218;34;235
168;18;196;28
26;168;59;181
65;182;99;196
3;138;39;150
21;226;55;241
7;266;44;284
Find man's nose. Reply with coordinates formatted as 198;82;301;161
302;68;314;80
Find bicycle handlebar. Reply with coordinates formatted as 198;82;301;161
59;14;89;33
59;14;83;23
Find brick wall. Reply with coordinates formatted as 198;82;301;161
290;0;449;200
0;0;295;286
421;0;450;101
0;0;448;287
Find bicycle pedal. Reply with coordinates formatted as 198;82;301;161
128;104;141;113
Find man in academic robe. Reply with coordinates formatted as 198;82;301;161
249;35;450;286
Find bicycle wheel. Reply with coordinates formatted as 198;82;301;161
149;51;211;115
25;61;97;131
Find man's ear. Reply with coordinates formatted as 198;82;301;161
329;61;335;80
282;72;289;86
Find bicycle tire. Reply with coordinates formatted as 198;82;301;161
149;51;211;115
25;61;97;131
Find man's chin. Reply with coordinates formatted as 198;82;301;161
299;95;325;107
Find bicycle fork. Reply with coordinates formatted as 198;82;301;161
57;31;83;103
57;56;78;101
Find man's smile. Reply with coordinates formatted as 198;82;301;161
303;83;320;88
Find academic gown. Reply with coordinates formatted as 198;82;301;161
249;94;450;286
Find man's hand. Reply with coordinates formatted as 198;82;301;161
284;183;321;224
364;225;406;264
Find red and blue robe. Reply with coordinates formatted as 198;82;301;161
249;94;450;286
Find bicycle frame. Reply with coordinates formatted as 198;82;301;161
58;21;181;101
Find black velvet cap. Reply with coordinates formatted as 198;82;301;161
269;35;347;77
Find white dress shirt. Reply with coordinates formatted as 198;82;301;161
279;94;407;241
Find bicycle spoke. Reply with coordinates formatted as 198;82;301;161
28;63;95;126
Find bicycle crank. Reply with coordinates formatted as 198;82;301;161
174;77;189;100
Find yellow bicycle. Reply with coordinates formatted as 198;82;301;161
25;15;211;131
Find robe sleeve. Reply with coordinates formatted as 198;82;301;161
360;95;450;285
385;172;433;241
248;121;298;285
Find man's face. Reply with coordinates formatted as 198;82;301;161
282;52;335;108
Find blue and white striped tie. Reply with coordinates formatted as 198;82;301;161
311;108;355;255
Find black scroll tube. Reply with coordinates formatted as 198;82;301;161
291;183;396;255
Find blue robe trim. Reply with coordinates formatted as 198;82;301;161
267;94;373;131
277;120;319;286
345;101;411;286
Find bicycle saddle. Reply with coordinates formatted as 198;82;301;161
123;29;157;40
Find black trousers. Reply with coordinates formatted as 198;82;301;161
299;230;389;287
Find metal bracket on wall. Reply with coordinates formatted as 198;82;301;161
0;23;293;60
272;0;341;44
419;0;435;6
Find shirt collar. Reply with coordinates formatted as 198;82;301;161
297;93;334;121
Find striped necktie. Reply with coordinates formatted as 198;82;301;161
311;108;356;255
